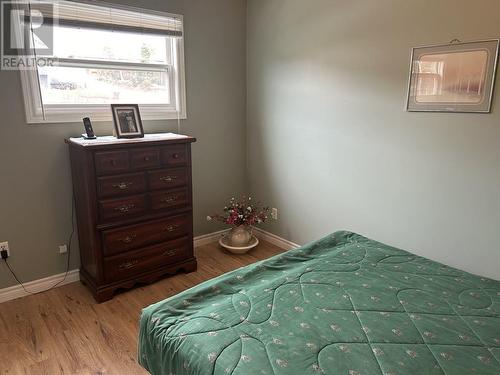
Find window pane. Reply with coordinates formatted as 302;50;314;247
52;26;170;64
38;66;170;105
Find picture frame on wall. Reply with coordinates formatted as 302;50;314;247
111;104;144;138
406;39;499;113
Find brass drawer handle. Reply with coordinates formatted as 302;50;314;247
118;260;139;270
112;182;133;190
162;249;177;257
160;195;178;204
144;156;150;161
160;175;178;183
163;224;180;232
172;153;180;159
114;204;135;213
119;234;137;244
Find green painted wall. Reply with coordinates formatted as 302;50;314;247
0;0;246;288
247;0;500;280
2;0;499;290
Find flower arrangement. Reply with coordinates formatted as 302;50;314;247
207;196;270;227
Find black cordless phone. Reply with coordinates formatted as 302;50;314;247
82;117;96;139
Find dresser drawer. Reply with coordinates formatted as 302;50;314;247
99;195;147;222
104;237;191;283
95;150;129;175
97;173;146;198
102;214;189;256
150;188;189;211
162;144;188;167
148;168;188;190
131;148;160;170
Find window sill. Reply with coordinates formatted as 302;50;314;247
25;106;186;124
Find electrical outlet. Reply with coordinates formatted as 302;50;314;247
271;208;278;220
0;241;10;258
59;244;68;254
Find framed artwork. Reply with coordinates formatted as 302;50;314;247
406;39;499;113
111;104;144;138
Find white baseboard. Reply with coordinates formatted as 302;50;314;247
194;229;229;248
252;228;301;250
194;228;300;251
0;269;79;304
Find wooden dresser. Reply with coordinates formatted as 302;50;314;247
67;133;197;302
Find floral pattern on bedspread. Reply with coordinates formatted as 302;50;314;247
139;231;500;375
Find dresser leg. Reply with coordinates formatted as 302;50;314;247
182;260;197;273
95;289;115;303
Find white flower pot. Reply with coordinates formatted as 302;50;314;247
228;225;252;247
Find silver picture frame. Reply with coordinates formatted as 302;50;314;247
406;39;499;113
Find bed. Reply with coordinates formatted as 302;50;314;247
139;231;500;375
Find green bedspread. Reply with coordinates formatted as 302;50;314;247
139;231;500;374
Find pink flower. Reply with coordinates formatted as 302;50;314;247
207;196;270;228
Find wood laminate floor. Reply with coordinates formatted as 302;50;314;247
0;241;284;375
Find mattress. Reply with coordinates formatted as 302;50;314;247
138;231;500;375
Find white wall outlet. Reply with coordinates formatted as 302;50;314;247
271;208;278;220
0;241;10;257
59;244;68;254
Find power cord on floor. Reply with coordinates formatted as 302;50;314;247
1;193;75;295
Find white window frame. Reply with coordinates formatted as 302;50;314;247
17;0;186;124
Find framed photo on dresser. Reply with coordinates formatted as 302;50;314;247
111;104;144;138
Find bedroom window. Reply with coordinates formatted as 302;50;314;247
15;0;186;123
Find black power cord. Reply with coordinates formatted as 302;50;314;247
1;193;75;295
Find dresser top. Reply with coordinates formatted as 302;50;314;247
68;133;195;148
